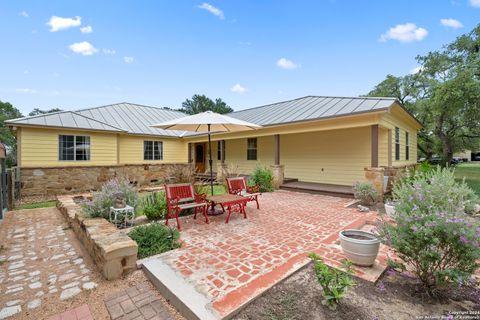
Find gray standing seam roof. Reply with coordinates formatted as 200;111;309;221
6;96;401;136
227;96;397;126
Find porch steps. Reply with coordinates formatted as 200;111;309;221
280;180;354;198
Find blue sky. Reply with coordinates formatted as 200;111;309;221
0;0;479;115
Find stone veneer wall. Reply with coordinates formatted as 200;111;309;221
20;163;192;196
57;194;138;280
364;164;418;201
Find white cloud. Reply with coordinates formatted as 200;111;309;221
102;48;116;55
19;11;29;18
198;3;224;19
16;88;37;94
409;66;423;74
80;25;93;34
123;56;134;63
470;0;480;7
47;16;81;32
440;18;463;29
23;70;29;74
68;41;97;56
231;83;247;93
276;58;298;70
380;23;428;43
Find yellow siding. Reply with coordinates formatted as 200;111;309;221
379;105;419;166
118;135;188;164
378;127;389;167
280;127;370;186
20;127;117;167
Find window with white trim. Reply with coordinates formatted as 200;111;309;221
144;141;163;160
59;135;90;161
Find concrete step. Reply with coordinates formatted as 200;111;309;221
142;258;219;320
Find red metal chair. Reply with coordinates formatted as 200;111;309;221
164;183;209;230
226;177;260;209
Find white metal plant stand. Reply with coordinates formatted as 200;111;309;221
109;205;135;228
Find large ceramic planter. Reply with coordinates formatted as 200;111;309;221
384;202;396;217
339;230;380;267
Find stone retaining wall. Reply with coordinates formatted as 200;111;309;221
20;163;191;196
56;194;138;280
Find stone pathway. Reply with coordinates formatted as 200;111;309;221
46;304;93;320
0;208;97;319
104;284;174;320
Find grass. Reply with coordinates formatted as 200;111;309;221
454;163;480;195
196;184;226;196
14;200;57;210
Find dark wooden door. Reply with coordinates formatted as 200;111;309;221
195;143;206;172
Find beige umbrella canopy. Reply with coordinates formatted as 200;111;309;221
151;111;261;195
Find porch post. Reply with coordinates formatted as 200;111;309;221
188;143;193;163
271;134;284;189
371;125;379;168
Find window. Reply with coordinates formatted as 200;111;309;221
59;135;90;161
247;138;257;160
405;132;409;160
217;141;221;161
395;127;400;161
144;141;163;160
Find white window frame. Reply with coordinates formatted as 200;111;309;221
143;140;163;161
58;135;91;161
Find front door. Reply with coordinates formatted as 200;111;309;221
195;143;206;172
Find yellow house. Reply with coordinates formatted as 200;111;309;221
6;97;421;196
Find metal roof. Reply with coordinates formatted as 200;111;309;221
228;96;398;126
5;111;126;132
75;103;187;137
6;96;403;137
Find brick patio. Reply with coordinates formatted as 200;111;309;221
142;190;391;319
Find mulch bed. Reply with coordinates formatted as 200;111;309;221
234;264;480;320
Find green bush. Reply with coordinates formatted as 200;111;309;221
141;192;167;220
378;167;480;295
308;253;355;309
82;178;138;219
250;164;274;192
352;181;377;205
128;223;181;259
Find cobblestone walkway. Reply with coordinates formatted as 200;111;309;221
144;191;388;319
104;284;174;320
0;208;97;319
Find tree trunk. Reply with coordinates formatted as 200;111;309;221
435;114;453;167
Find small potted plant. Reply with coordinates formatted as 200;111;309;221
339;229;380;267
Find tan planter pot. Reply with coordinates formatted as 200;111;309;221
384;202;396;217
339;230;380;267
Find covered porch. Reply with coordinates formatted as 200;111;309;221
187;122;394;198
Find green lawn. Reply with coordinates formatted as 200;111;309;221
454;163;480;195
14;200;57;210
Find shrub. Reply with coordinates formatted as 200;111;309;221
352;181;377;205
82;178;138;219
378;167;480;295
129;223;180;258
250;164;274;192
308;253;355;309
141;192;167;220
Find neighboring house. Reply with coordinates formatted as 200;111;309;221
453;150;480;162
6;96;421;196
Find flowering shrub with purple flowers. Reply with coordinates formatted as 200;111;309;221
378;167;480;295
82;178;139;219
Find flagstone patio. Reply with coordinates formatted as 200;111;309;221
142;190;392;319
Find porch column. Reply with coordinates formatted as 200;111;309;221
371;125;379;168
271;134;284;189
188;143;193;163
216;140;227;182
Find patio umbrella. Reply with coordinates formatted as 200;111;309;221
151;111;261;196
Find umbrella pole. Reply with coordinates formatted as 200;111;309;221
208;124;214;196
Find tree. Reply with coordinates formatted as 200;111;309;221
179;94;233;115
366;24;480;165
0;101;23;167
28;107;63;116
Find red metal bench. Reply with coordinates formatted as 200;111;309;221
226;177;260;209
164;183;209;230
